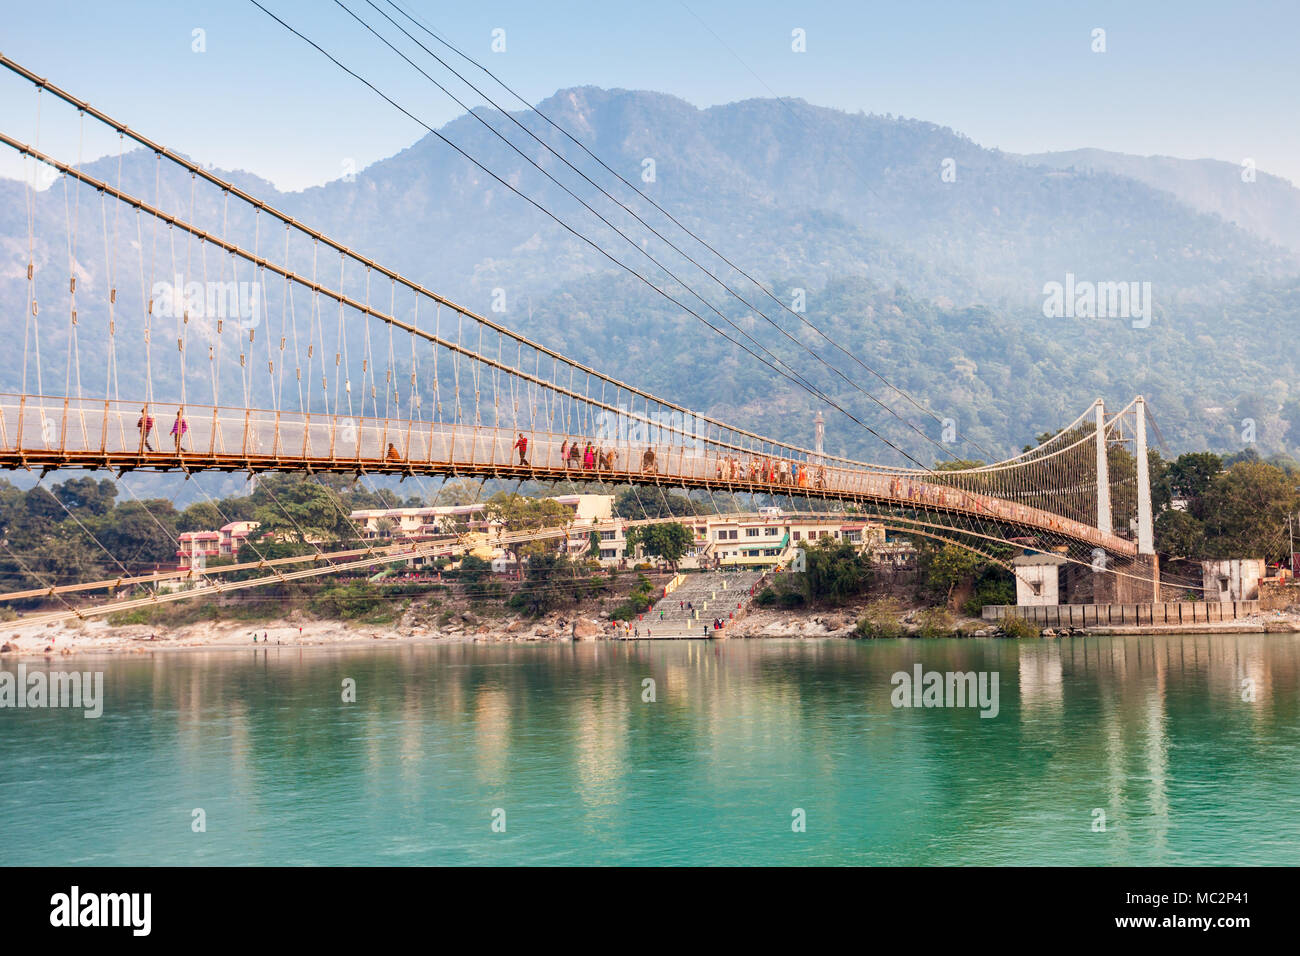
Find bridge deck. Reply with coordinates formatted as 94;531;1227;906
0;395;1136;557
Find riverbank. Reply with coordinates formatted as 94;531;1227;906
0;612;570;656
8;600;1298;656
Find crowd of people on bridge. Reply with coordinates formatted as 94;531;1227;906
715;455;826;489
528;434;841;490
556;439;655;474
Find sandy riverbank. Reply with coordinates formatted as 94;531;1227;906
0;614;567;656
0;606;931;653
3;605;1298;657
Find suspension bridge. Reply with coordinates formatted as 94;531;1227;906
0;49;1163;619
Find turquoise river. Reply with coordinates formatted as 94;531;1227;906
2;635;1298;865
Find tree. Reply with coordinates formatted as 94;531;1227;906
486;492;571;532
613;488;700;519
625;522;693;570
53;477;117;516
962;565;1016;616
250;479;352;544
457;553;494;602
22;486;65;524
485;492;572;570
22;530;103;588
1200;461;1300;561
507;553;604;616
433;479;483;506
786;537;873;606
90;500;180;566
1155;452;1222;519
1147;451;1171;512
177;500;226;533
917;541;987;607
1155;508;1206;560
611;573;656;620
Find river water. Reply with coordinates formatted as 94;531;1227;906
3;635;1297;865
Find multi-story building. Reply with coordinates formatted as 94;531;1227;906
217;520;259;557
349;503;487;539
176;530;220;570
549;494;614;524
350;495;614;543
343;496;887;572
703;513;887;568
176;520;260;570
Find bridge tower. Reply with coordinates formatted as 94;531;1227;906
1094;399;1111;534
1073;396;1159;605
813;411;825;463
1134;396;1154;555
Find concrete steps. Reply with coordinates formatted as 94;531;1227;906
627;570;765;638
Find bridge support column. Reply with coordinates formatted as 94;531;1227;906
1094;399;1111;535
1066;553;1160;605
1135;396;1154;556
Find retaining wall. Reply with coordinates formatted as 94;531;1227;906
981;601;1260;627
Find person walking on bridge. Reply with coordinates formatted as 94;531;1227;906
136;408;155;452
513;432;529;466
171;410;188;453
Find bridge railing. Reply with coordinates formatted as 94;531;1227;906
0;394;717;476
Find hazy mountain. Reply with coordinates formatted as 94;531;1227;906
283;88;1300;308
1018;148;1300;256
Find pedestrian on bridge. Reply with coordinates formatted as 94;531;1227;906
136;408;155;452
513;432;529;466
171;410;188;453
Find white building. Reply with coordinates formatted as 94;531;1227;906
1012;552;1066;606
350;503;486;539
1202;558;1264;602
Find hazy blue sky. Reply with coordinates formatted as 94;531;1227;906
1;0;1297;190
